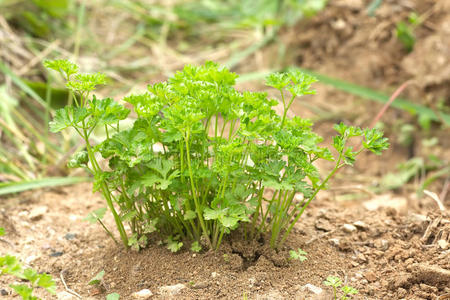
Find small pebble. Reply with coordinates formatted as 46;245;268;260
64;233;77;240
132;289;153;299
357;253;367;263
351;261;359;267
0;289;8;296
364;271;377;282
408;213;429;224
50;251;64;257
328;238;340;247
342;224;357;233
375;239;389;251
29;206;48;221
437;239;448;250
248;277;256;288
353;221;368;230
191;282;209;289
211;272;218;278
315;218;334;232
302;283;323;295
159;283;185;296
337;238;352;251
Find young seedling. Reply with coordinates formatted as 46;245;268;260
288;248;307;262
106;292;120;300
88;270;105;286
323;275;358;300
396;12;421;52
0;229;56;300
89;270;120;299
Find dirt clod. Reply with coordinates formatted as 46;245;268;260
364;271;377;282
412;264;450;287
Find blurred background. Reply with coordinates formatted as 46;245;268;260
0;0;449;207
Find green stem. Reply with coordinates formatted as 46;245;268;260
96;218;118;244
216;228;225;250
82;125;128;248
258;190;278;233
270;190;285;248
250;185;263;237
185;130;212;248
278;151;345;249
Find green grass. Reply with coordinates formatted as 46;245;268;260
0;177;91;196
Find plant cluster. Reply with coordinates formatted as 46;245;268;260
0;228;56;300
323;275;358;300
46;60;388;252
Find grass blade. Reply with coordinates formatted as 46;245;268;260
0;61;47;107
0;177;91;196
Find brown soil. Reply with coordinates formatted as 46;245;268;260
1;0;449;299
1;184;449;299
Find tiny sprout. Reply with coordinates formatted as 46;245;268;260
88;270;105;285
106;293;120;300
289;248;307;261
323;275;358;300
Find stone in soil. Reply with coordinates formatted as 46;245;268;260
132;289;153;299
190;282;209;289
353;221;368;230
49;250;64;257
301;283;323;295
342;224;357;233
159;283;186;296
29;206;48;221
364;271;377;282
437;239;448;250
64;233;77;240
374;239;389;251
315;218;334;232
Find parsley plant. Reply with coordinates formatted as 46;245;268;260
46;60;388;251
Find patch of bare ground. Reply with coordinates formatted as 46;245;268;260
1;184;449;299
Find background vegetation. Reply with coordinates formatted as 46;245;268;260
1;0;448;219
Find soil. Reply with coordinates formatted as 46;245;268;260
1;184;449;299
1;0;449;299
